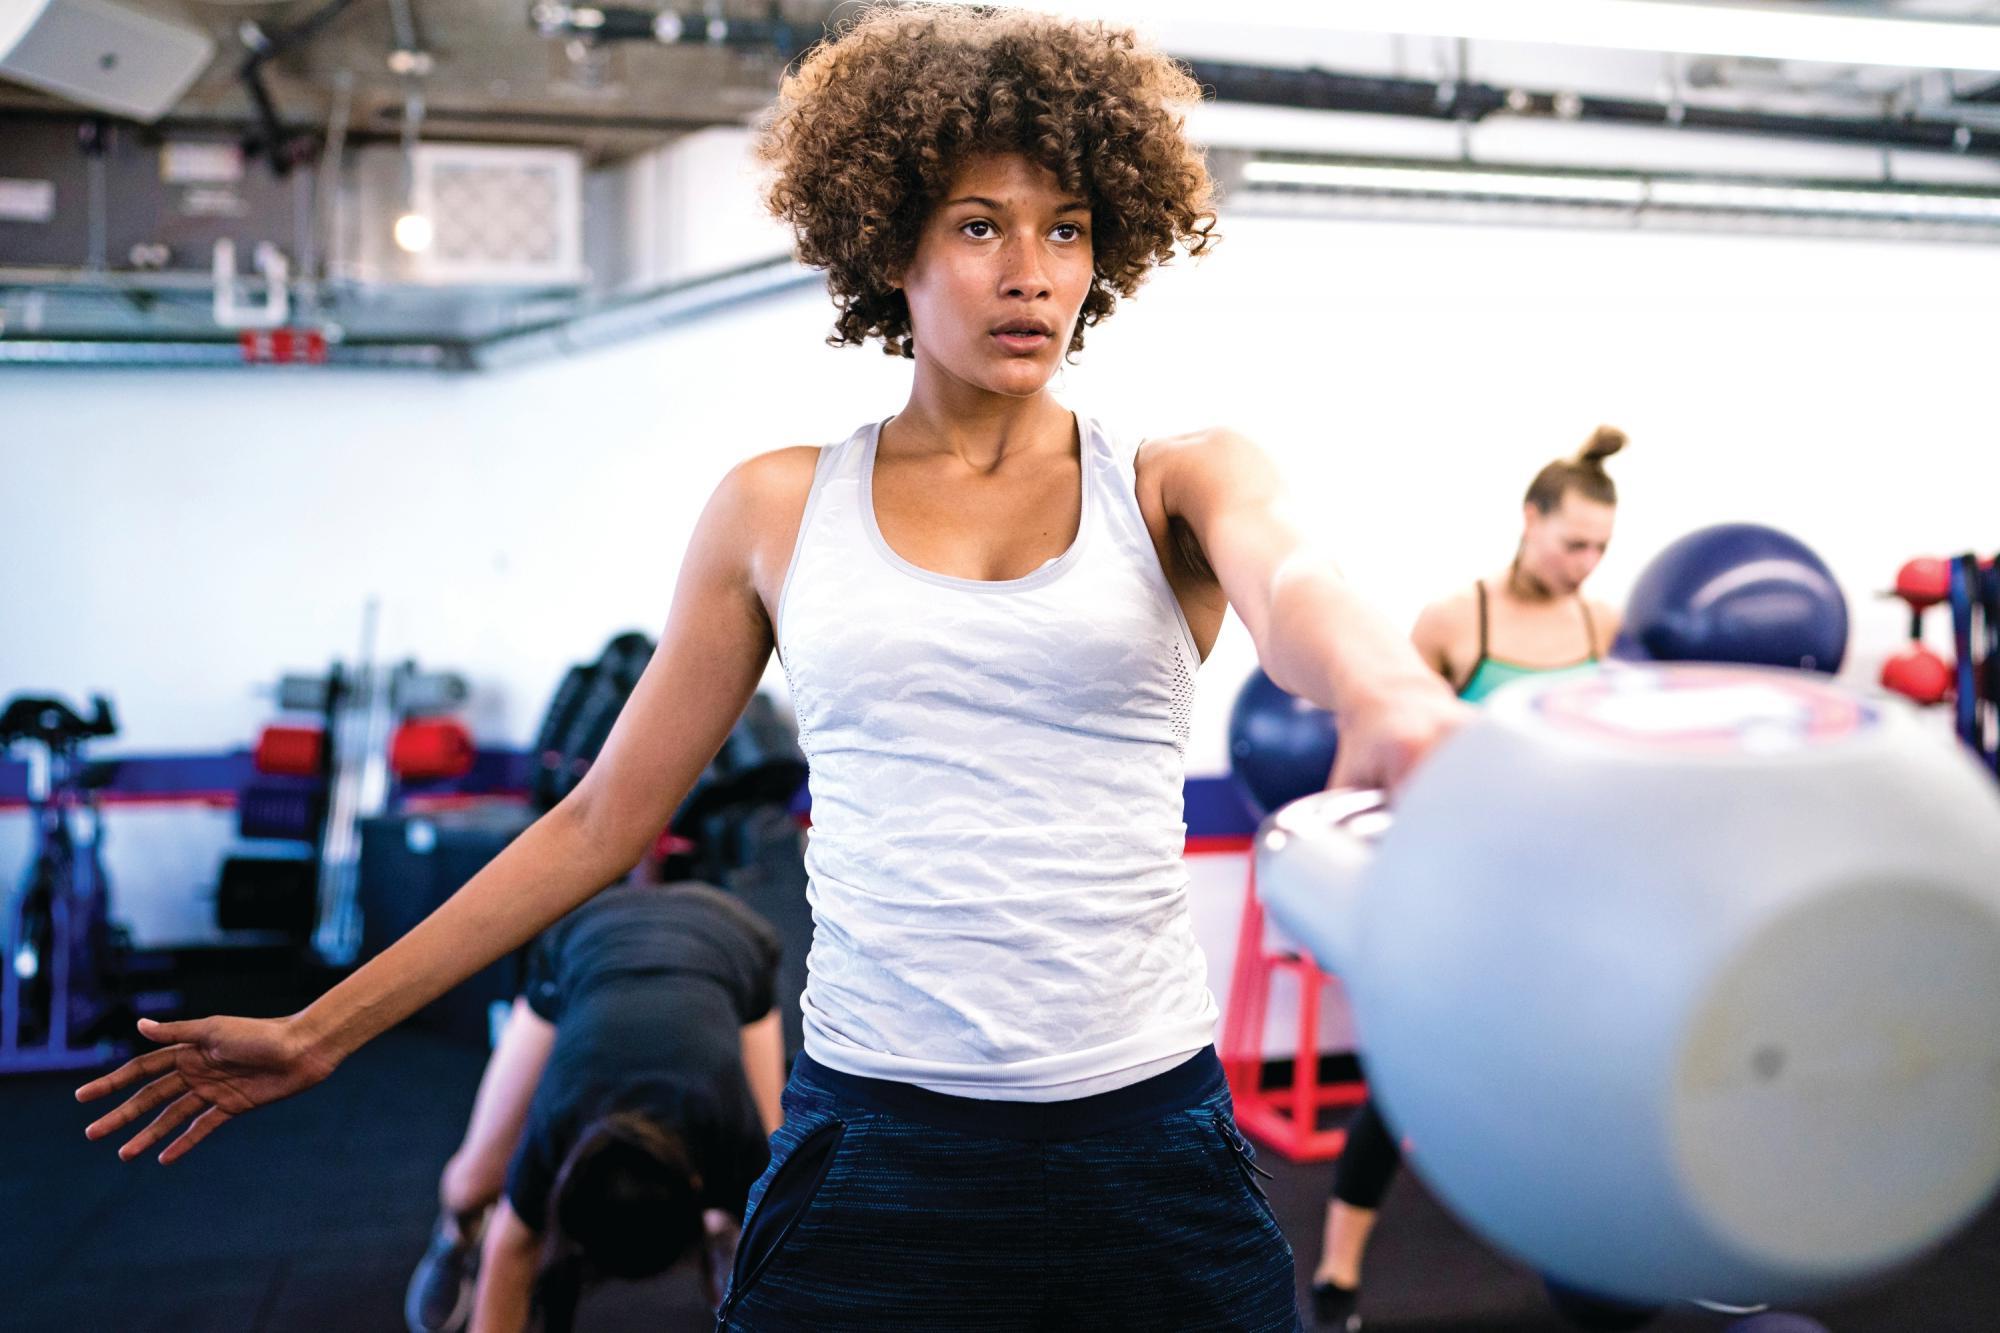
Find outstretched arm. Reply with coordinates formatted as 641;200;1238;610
1153;429;1469;790
77;455;800;1163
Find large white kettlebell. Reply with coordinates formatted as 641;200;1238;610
1255;664;2000;1306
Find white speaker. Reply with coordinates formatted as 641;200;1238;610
0;0;214;122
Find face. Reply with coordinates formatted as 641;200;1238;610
1520;494;1615;595
896;152;1095;399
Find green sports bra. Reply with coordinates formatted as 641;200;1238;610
1456;580;1601;704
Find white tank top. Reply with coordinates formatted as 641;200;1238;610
776;415;1218;1100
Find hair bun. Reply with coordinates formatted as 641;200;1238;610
1576;425;1627;465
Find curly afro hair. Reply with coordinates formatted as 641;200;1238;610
756;3;1218;358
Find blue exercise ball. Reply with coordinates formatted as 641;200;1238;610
1228;669;1338;817
1544;1278;1661;1330
1722;1316;1831;1333
1615;524;1848;674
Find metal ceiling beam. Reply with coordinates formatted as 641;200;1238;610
472;254;819;371
0;256;820;371
0;338;468;369
1187;59;2000;158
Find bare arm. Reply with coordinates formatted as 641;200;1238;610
739;1010;787;1137
1154;429;1469;789
79;456;801;1162
440;998;557;1216
298;463;781;1060
469;1198;541;1333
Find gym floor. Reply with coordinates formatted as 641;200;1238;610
4;949;1994;1333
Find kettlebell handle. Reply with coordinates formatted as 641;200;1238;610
1254;787;1393;976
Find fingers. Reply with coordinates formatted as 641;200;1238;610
84;1070;185;1141
74;1045;180;1104
1380;734;1437;794
137;1016;206;1045
158;1106;233;1166
120;1091;207;1162
1328;742;1372;792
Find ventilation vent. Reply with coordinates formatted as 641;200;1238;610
341;144;585;288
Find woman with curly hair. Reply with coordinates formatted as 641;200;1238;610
78;6;1464;1327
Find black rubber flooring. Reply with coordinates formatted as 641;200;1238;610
5;1018;1994;1332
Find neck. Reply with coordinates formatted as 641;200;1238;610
890;362;1070;471
1504;557;1561;603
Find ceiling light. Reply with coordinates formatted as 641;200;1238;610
931;1;2000;74
1237;157;2000;226
1242;159;1647;205
1646;179;2000;221
393;211;434;253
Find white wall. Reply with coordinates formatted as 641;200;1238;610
4;210;1996;948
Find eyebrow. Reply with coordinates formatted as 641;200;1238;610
943;195;1092;215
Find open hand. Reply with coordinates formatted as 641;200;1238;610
75;1015;337;1164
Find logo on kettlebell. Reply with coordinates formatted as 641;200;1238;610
1521;665;1877;754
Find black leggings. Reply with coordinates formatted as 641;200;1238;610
1331;1096;1402;1210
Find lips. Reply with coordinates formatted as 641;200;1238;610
991;319;1055;354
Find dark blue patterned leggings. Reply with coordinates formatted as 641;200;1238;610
717;1048;1301;1331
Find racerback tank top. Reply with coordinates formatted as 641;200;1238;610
775;415;1217;1100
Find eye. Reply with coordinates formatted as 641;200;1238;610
1052;222;1084;241
961;219;996;239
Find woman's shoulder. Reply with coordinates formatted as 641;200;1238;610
1411;586;1480;681
718;445;824;521
1585;596;1624;645
1132;425;1276;509
692;447;830;598
1133;424;1261;469
1418;583;1481;625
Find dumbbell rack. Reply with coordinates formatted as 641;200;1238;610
291;659;474;965
310;660;395;965
1884;553;2000;777
235;602;474;964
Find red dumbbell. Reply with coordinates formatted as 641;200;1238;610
1881;645;1953;707
1893;557;1952;612
390;718;476;781
254;724;325;777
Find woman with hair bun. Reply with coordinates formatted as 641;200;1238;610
1310;427;1627;1328
1419;423;1627;703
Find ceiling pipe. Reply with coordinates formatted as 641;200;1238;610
527;2;807;57
1186;59;2000;159
236;0;362;174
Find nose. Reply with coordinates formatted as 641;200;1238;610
999;234;1052;301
